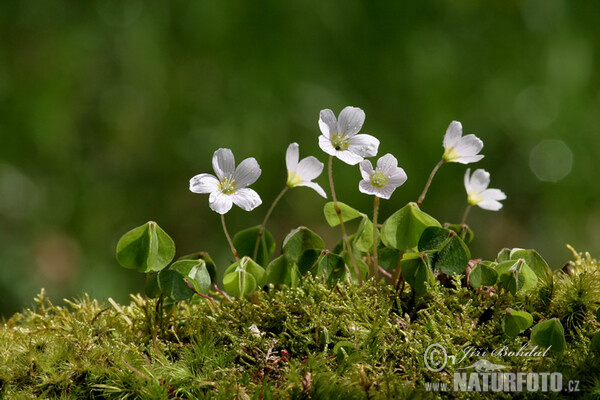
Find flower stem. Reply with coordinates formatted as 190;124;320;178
253;186;289;260
461;204;472;226
328;155;363;285
417;159;445;206
372;195;380;282
221;214;238;261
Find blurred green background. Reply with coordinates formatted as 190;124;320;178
1;0;598;316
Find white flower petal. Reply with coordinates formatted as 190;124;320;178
299;181;327;198
376;153;398;174
209;191;233;214
212;148;236;180
348;134;379;158
295;156;324;181
464;168;472;194
454;135;484;157
231;188;262;211
335;149;364;165
359;180;377;196
319;109;337;138
189;173;219;194
359;160;374;181
358;180;396;199
481;188;507;202
388;168;408;187
455;154;485;164
337;106;365;137
470;169;490;193
318;135;337;156
286;143;299;172
443;121;462;149
233;157;261;188
477;199;503;211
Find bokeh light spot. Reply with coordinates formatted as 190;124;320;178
529;139;573;182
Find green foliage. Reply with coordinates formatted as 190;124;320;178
323;201;363;227
401;252;435;295
232;225;276;267
530;318;567;354
116;221;176;273
223;256;266;297
496;259;538;295
469;263;498;288
592;332;600;353
502;309;533;338
380;202;441;251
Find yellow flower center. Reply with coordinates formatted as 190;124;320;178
467;191;483;206
331;134;349;151
218;177;237;195
370;171;389;189
287;171;302;188
443;147;459;162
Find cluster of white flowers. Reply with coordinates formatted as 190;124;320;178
189;107;505;214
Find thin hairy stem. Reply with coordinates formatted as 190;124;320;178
417;159;445;206
328;155;363;285
221;214;238;261
372;195;380;282
253;186;289;260
461;204;472;226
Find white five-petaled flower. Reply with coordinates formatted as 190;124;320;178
464;168;506;211
442;121;484;164
358;153;408;199
189;148;262;214
286;143;327;198
318;106;380;165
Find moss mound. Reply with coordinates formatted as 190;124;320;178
1;249;600;399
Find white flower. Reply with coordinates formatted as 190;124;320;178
189;148;262;214
285;143;327;198
464;168;506;211
442;121;484;164
318;106;380;165
358;153;407;199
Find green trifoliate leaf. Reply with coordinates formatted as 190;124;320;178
158;269;193;301
496;248;511;263
297;248;322;275
496;259;538;295
223;256;265;297
353;217;375;253
470;263;498;288
282;226;325;264
418;227;451;252
177;252;217;282
591;332;600;353
315;252;346;282
446;223;474;244
323;201;363;227
116;221;175;273
377;247;402;272
170;259;211;295
232;226;276;267
401;252;435;296
502;309;533;338
435;234;470;275
342;251;369;284
530;318;566;354
145;273;161;298
508;249;551;281
381;203;441;251
265;255;300;287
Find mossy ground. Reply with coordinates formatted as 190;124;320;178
1;249;600;399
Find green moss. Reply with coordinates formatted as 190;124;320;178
1;252;600;399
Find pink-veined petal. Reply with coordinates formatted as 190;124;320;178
286;143;299;172
189;173;219;194
233;157;261;188
319;135;337;156
299;181;327;198
358;180;396;199
295;156;324;181
376;153;398;174
348;134;379;158
470;169;490;193
209;191;233;214
231;188;262;211
337;106;365;137
335;149;364;165
443;121;462;149
212;148;236;180
359;160;374;181
319;109;337;138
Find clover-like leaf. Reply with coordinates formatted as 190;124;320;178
116;221;175;273
158;269;194;301
530;318;566;353
446;223;474;244
496;248;511;263
282;226;325;264
353;217;375;253
323;201;363;227
502;309;533;338
265;255;300;287
145;273;161;298
496;259;538;295
177;252;217;282
435;234;470;276
233;226;276;267
381;203;441;251
170;259;211;295
509;249;551;281
401;252;435;295
223;256;265;297
469;263;498;288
